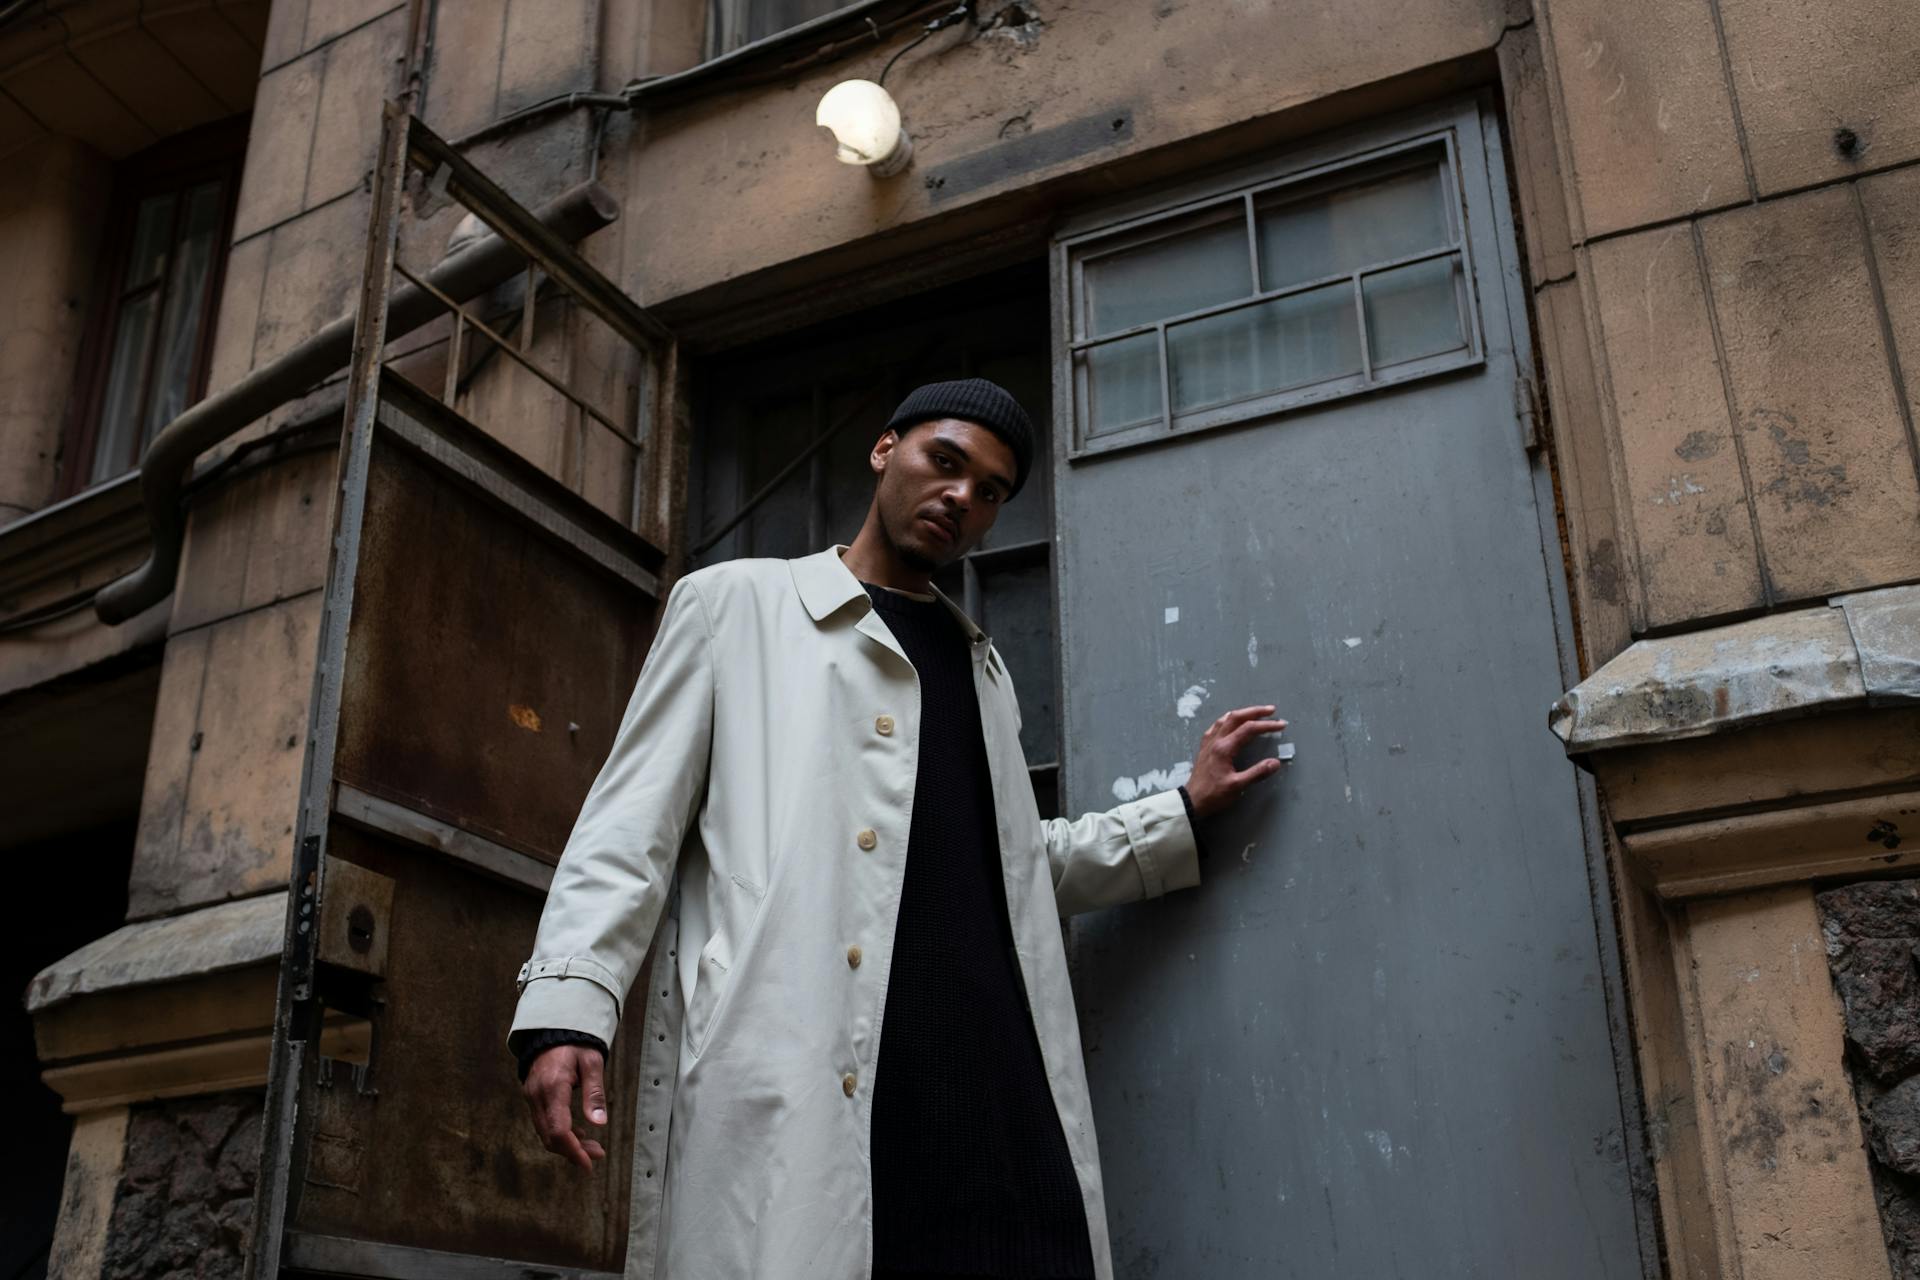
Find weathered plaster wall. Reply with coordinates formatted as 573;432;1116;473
46;1107;130;1280
617;0;1525;311
1678;886;1890;1280
1531;0;1920;637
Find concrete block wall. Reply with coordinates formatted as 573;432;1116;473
1533;0;1920;639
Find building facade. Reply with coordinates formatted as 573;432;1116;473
2;0;1917;1276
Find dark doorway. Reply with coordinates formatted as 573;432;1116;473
0;654;155;1279
690;262;1061;815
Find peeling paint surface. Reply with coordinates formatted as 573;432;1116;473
1111;760;1193;803
1176;683;1210;719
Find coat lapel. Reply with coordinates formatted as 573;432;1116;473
788;543;992;674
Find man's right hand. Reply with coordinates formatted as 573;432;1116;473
521;1044;608;1172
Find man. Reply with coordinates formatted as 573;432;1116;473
510;378;1287;1279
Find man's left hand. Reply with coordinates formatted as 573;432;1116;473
1184;704;1289;820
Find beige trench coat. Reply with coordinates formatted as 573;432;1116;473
510;544;1201;1280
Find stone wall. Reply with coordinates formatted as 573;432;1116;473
1820;879;1920;1279
101;1091;264;1280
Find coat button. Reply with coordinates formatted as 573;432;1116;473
875;714;894;736
842;1072;858;1097
856;828;877;851
847;945;862;969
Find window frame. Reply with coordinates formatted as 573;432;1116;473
706;0;858;57
61;118;247;497
1052;118;1486;460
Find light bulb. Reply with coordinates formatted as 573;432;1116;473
816;79;912;177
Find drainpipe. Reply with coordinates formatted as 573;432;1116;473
93;181;622;625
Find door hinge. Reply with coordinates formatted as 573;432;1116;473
1515;371;1544;453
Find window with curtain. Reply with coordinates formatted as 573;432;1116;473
67;122;244;492
712;0;853;52
1058;138;1482;456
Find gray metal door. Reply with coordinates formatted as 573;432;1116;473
1052;98;1651;1277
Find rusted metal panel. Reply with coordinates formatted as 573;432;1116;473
284;824;645;1270
332;387;655;862
257;380;662;1268
334;783;556;895
312;859;393;978
252;92;670;1280
285;1233;620;1280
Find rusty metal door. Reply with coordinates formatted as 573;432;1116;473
249;376;664;1280
243;98;673;1280
1053;98;1655;1276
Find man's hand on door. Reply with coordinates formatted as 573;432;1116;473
522;1043;609;1173
1184;704;1289;820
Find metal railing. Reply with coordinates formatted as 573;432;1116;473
90;108;662;624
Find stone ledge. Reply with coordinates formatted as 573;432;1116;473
1624;790;1920;900
1551;584;1920;753
26;892;286;1013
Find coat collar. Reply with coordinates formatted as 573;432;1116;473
789;543;988;647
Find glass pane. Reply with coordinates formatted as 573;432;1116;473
1169;282;1361;412
745;0;847;41
143;181;226;444
1362;255;1467;369
1083;214;1251;335
125;194;177;290
1256;160;1450;291
977;560;1057;766
90;292;159;484
1080;332;1161;437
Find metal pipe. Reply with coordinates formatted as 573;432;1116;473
94;181;622;624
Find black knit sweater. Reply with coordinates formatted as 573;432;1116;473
860;581;1095;1277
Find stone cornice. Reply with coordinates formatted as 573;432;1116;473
1552;585;1920;753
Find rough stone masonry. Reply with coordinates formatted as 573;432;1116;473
100;1091;263;1280
1820;879;1920;1280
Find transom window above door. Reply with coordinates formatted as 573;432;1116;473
711;0;853;52
1058;135;1483;456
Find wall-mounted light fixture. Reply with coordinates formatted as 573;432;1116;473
816;79;912;178
814;4;973;180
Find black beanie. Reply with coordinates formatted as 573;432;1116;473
883;377;1036;497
